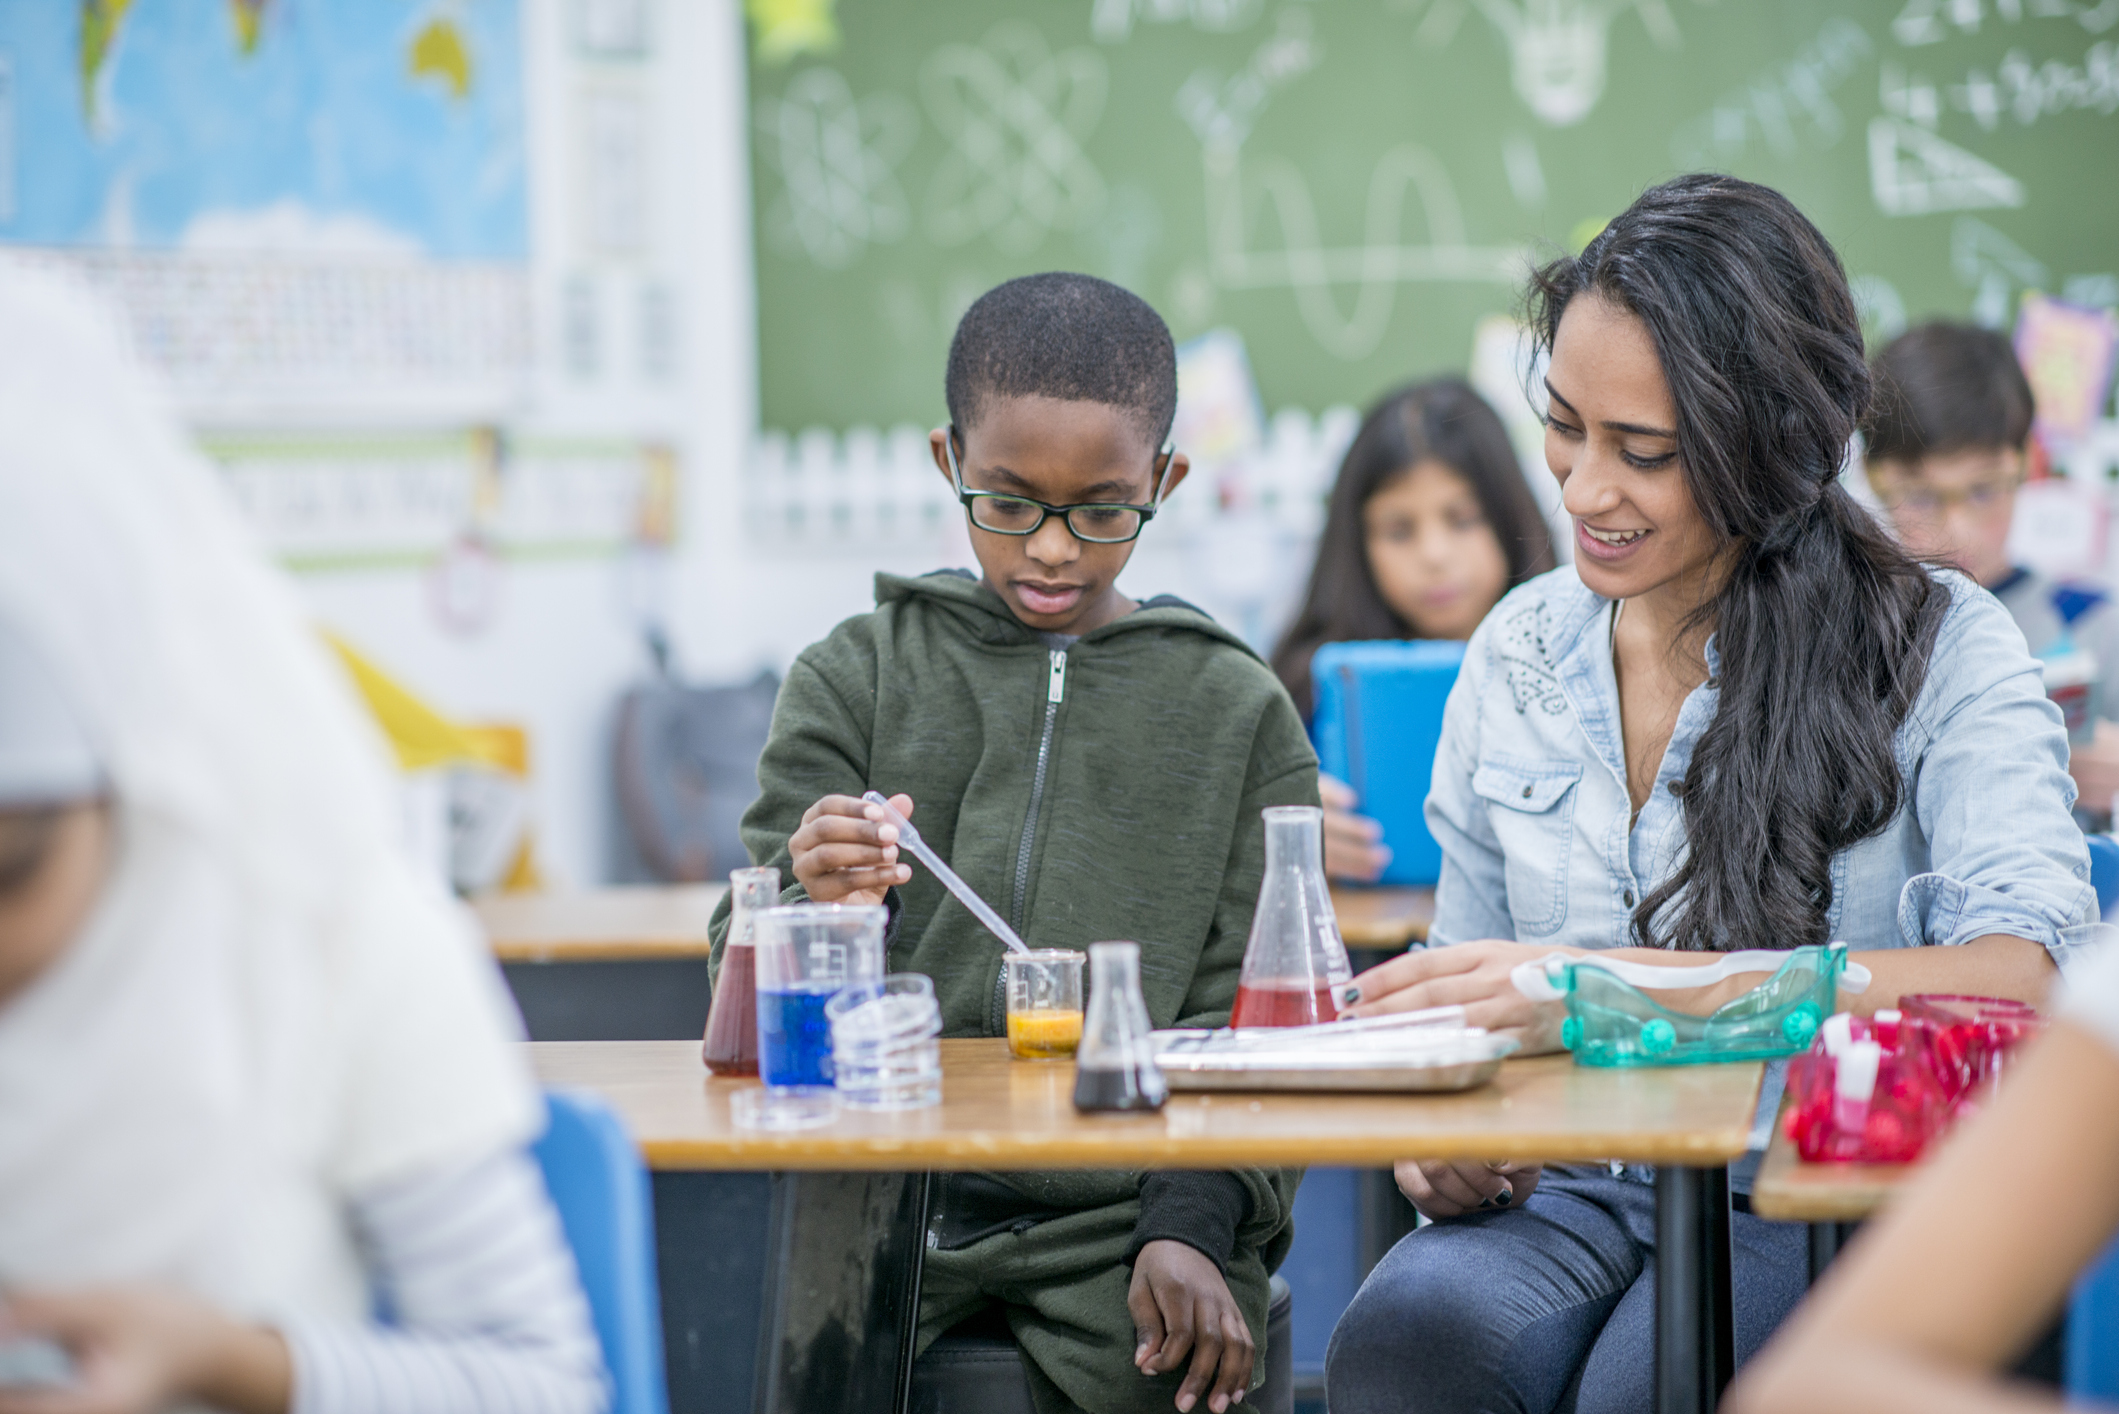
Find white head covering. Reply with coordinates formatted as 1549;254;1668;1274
0;263;540;1322
0;616;102;805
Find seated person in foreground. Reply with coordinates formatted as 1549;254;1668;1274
0;268;605;1413
1269;377;1553;880
1865;321;2119;815
709;273;1315;1414
1726;934;2119;1414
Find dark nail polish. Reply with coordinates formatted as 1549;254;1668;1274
1341;986;1361;1005
1493;1188;1512;1207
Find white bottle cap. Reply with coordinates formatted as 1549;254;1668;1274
1836;1039;1883;1104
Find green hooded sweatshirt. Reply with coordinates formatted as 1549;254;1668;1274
707;568;1318;1258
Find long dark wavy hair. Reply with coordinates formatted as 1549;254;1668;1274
1530;174;1946;953
1271;377;1553;716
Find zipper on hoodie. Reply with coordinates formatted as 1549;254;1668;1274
990;647;1067;1034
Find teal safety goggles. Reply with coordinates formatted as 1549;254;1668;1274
1511;943;1870;1067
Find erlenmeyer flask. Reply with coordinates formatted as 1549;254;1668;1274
702;865;779;1075
1072;941;1168;1112
1232;806;1352;1027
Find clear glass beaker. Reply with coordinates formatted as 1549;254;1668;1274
702;865;780;1076
827;973;944;1110
1232;806;1352;1028
1072;941;1168;1112
754;903;886;1089
1005;949;1086;1060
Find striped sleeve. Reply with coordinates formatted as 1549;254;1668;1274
281;1148;610;1414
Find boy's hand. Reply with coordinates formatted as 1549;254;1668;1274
1128;1241;1254;1413
788;794;915;905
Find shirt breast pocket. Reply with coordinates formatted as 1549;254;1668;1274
1471;756;1584;939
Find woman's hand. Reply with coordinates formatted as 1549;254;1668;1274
787;793;915;905
1393;1159;1545;1220
0;1286;290;1414
1128;1240;1255;1413
1338;939;1574;1053
1319;775;1390;883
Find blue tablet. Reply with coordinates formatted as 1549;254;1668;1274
1309;640;1467;887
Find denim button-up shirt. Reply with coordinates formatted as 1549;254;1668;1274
1427;564;2096;962
1425;564;2098;1166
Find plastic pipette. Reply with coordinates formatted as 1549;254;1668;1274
861;790;1029;954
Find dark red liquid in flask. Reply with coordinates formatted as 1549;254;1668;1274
1230;980;1339;1028
702;866;780;1076
701;942;759;1075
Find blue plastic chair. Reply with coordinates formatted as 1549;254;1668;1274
2070;1233;2119;1399
2066;835;2119;1396
533;1090;669;1414
2087;834;2119;917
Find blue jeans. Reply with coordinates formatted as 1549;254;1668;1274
1324;1166;1807;1414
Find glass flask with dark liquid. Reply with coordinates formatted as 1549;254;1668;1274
1072;941;1168;1113
1230;806;1353;1028
701;866;780;1075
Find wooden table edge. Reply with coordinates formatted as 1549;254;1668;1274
628;1131;1762;1172
1748;1098;1913;1223
531;1044;1765;1174
493;939;716;963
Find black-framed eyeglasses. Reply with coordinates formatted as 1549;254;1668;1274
945;427;1175;545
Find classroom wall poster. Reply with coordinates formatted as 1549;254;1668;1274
0;0;532;419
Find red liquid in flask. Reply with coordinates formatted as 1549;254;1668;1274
701;944;759;1075
1230;980;1339;1028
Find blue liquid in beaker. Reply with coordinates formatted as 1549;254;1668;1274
759;981;839;1088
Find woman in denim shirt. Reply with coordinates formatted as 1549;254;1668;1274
1323;175;2095;1414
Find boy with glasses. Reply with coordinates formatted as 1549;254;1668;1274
711;273;1315;1414
1865;320;2119;812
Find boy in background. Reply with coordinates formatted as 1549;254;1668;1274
1865;320;2119;811
712;273;1315;1414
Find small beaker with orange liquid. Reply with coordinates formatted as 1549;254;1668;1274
1004;949;1085;1059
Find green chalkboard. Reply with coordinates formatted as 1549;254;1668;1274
746;0;2119;432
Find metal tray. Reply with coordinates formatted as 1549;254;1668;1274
1151;1029;1517;1093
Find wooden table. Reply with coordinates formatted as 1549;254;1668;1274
477;884;726;962
533;1038;1762;1414
1751;1117;1908;1224
1330;883;1434;948
479;883;1423;958
477;886;725;1041
1750;1100;1910;1279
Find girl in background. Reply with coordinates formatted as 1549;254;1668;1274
0;267;605;1414
1271;377;1553;880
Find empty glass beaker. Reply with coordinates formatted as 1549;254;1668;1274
1005;949;1086;1060
702;866;780;1076
754;903;885;1089
1232;806;1352;1027
1072;941;1168;1113
828;973;944;1110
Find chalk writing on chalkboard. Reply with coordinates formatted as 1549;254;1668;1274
921;24;1108;252
1669;19;1872;169
1176;8;1522;360
1091;0;1265;44
1868;115;2026;216
756;68;916;270
1404;0;1689;128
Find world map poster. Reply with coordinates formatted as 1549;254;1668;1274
0;0;531;417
